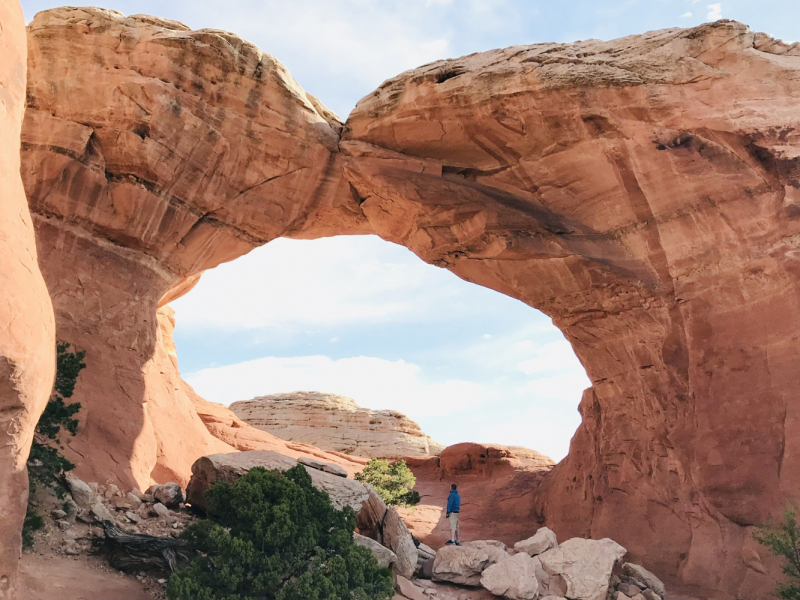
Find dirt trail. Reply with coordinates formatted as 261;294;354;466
20;554;151;600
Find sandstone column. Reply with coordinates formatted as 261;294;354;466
0;0;56;597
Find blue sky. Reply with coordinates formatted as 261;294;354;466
19;0;798;459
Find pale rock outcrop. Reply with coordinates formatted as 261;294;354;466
432;541;510;586
514;527;558;556
185;451;369;512
64;473;96;509
480;551;540;600
538;538;627;600
395;576;426;600
0;1;56;597
353;533;397;569
231;392;444;458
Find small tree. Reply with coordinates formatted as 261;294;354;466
24;342;86;546
754;503;800;600
167;465;394;600
355;459;421;507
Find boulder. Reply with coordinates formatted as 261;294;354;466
532;556;568;598
618;582;644;597
154;482;184;508
382;506;418;579
355;484;387;540
65;473;96;508
396;575;427;600
480;551;540;600
538;538;626;600
514;527;558;556
298;457;347;477
641;591;660;600
186;451;369;512
433;541;510;586
621;563;666;600
354;532;397;569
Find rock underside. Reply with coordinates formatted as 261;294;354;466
230;391;445;458
1;4;799;598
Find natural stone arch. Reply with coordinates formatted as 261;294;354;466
15;6;800;599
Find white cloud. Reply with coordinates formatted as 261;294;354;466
680;12;693;18
706;3;722;20
185;354;498;418
171;236;478;331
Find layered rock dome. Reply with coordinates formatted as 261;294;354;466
1;3;798;598
231;391;445;458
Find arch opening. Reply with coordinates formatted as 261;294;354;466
169;234;591;462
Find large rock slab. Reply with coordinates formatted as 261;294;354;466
382;506;418;579
480;551;540;600
353;533;397;569
432;541;510;586
185;451;369;512
514;527;558;557
538;538;627;600
231;392;444;458
0;0;56;596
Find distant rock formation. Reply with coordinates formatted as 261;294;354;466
230;392;445;458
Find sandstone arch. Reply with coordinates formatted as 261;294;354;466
12;6;800;598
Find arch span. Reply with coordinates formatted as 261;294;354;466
16;7;800;598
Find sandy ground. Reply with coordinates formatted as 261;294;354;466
20;553;152;600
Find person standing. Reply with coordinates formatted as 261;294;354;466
445;483;461;546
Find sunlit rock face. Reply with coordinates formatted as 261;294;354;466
0;1;55;596
21;7;367;490
231;391;446;458
16;7;800;597
342;22;800;599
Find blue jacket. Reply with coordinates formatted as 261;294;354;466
446;490;461;514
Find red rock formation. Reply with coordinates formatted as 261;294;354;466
0;1;55;596
400;443;554;549
342;23;800;599
21;7;368;490
15;8;800;597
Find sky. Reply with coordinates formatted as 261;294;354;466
17;0;798;460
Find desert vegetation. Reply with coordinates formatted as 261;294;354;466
355;459;421;507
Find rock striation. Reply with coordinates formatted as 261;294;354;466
230;391;444;458
6;7;800;598
0;1;55;597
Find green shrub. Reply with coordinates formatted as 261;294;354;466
167;465;394;600
24;342;85;546
355;459;420;507
754;503;800;599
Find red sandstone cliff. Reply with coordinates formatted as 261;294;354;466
0;1;55;597
2;6;798;598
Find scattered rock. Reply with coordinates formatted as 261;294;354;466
382;506;418;579
514;527;557;556
51;509;67;520
150;503;171;519
125;512;141;524
433;541;509;586
396;575;427;600
538;538;626;600
153;482;183;508
353;533;397;569
126;492;143;509
90;503;114;523
618;582;643;597
640;590;660;600
480;551;539;600
621;563;666;600
65;473;96;508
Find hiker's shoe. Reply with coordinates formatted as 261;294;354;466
445;540;455;545
455;541;461;546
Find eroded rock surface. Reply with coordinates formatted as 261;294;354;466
0;1;55;597
15;9;800;598
231;391;444;458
